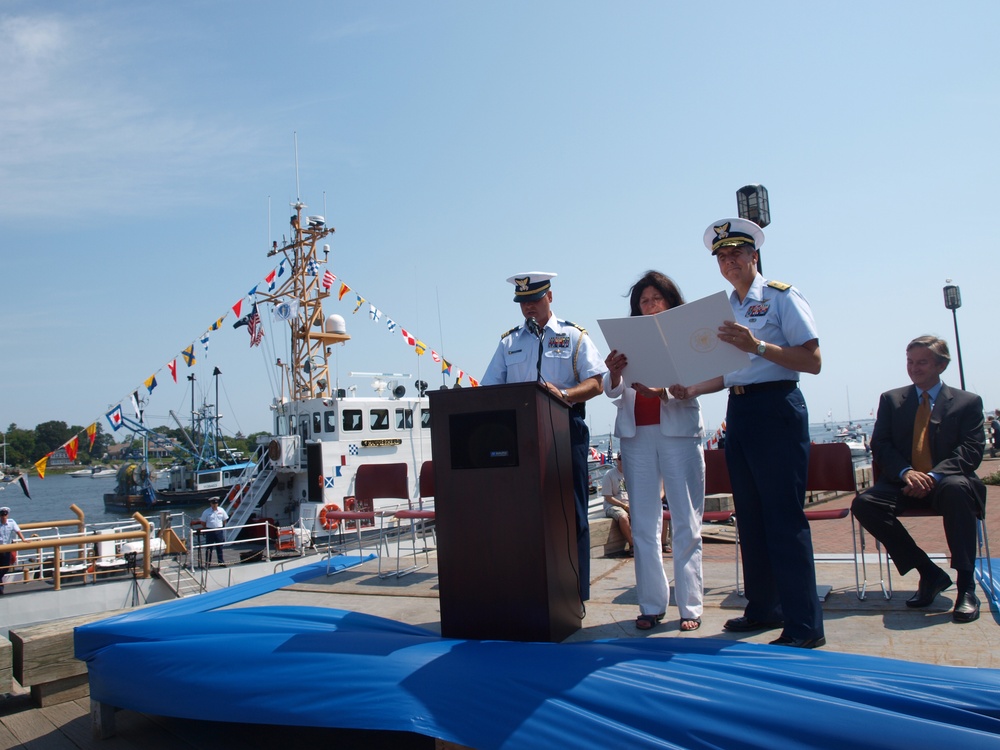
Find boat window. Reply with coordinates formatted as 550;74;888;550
276;415;288;436
312;412;322;434
420;408;431;429
370;409;390;431
395;408;413;429
324;410;336;433
299;416;309;441
343;409;363;432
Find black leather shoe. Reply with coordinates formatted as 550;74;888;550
723;616;784;633
906;569;952;608
952;591;980;623
769;634;826;649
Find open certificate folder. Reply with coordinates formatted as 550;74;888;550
597;291;750;388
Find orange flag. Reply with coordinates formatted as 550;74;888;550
87;423;98;450
34;455;49;479
65;436;79;462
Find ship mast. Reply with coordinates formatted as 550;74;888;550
257;202;349;402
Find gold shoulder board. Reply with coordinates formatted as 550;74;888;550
766;280;791;291
501;326;519;339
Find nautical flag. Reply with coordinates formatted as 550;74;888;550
338;282;350;301
414;340;427;356
368;304;381;323
247;284;259;297
182;345;196;367
401;328;416;346
211;317;225;331
265;269;277;292
232;299;243;319
201;332;210;354
431;351;441;363
306;259;319;276
352;294;365;314
348;444;359;457
86;423;98;449
442;359;452;375
168;359;178;382
277;259;286;277
17;474;29;498
324;476;336;489
106;405;123;431
322;270;334;290
65;436;79;462
468;375;479;387
385;318;397;334
144;374;157;394
33;455;48;480
130;390;143;423
455;370;464;385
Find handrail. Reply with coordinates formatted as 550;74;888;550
0;512;151;590
19;503;86;536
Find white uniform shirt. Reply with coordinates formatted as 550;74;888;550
725;274;818;387
481;313;607;389
0;519;21;545
200;507;229;529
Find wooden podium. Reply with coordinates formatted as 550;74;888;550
428;382;582;642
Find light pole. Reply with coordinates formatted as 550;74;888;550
737;184;770;273
942;280;966;390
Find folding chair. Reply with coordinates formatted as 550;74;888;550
701;449;742;595
322;463;409;577
390;460;436;577
801;442;865;600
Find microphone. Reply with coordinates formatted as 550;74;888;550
526;318;544;382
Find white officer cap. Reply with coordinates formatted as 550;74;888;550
703;218;765;254
507;272;556;302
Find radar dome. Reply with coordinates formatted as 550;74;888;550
325;314;347;334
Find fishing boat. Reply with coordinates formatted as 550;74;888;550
831;425;870;457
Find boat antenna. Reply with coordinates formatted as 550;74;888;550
293;131;301;204
436;287;447;388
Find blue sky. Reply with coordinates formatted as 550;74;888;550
1;1;997;444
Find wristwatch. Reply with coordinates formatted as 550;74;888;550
755;340;767;356
560;389;569;400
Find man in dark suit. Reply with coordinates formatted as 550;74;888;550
852;335;986;623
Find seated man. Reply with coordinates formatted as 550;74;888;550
852;335;986;623
601;454;634;555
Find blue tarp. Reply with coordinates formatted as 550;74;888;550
75;558;1000;750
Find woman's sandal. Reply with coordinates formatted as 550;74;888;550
635;613;666;631
680;618;702;632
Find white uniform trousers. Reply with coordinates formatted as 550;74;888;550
621;427;705;619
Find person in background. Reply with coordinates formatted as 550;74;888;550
671;219;824;648
0;506;28;595
852;336;986;623
601;454;634;556
482;272;607;605
605;270;706;632
199;497;229;566
988;413;999;459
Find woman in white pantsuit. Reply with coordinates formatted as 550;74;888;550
604;271;706;631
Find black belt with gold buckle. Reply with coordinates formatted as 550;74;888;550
728;380;797;396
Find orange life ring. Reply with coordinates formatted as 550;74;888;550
318;503;342;530
228;484;244;509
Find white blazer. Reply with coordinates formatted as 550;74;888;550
605;377;705;439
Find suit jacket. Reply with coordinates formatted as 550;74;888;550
604;377;704;439
870;382;985;487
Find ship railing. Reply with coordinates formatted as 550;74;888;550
0;509;154;592
222;448;277;541
186;517;297;574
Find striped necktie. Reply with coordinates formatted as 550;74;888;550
911;391;932;472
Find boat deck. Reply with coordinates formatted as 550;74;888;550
2;457;998;749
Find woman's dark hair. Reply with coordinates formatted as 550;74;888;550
627;271;684;317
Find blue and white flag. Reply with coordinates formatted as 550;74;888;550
306;259;319;276
106;405;124;431
368;304;381;323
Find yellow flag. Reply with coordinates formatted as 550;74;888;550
34;455;49;479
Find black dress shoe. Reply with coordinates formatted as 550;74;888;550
723;616;784;633
769;634;826;649
952;591;980;623
906;569;952;608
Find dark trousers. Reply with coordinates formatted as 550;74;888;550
726;387;823;640
0;550;11;593
852;476;983;574
204;529;225;564
570;412;591;602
